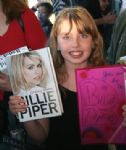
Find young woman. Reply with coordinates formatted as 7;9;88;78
9;51;47;95
46;6;107;150
9;7;126;150
0;0;48;149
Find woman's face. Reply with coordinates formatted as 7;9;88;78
57;20;94;68
99;0;110;11
23;57;43;86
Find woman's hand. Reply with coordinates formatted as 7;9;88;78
122;104;126;127
9;96;27;114
9;96;49;144
102;12;116;24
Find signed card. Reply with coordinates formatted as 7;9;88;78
76;65;126;144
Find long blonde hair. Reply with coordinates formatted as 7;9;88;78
9;51;48;95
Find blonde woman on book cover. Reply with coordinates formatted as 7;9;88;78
9;6;126;150
9;51;48;96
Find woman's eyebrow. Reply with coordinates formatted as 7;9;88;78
60;32;70;36
25;64;34;67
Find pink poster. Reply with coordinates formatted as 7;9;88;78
76;65;126;144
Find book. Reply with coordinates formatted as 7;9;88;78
0;46;29;102
0;46;29;74
6;47;63;122
76;65;126;144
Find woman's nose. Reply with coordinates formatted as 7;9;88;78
72;37;79;47
35;68;40;74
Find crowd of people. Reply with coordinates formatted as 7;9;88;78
0;0;126;150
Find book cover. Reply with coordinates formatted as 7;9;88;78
76;65;126;144
6;47;63;122
0;46;29;74
0;46;29;102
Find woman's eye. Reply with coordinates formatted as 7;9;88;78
81;33;88;38
63;35;70;40
37;64;42;68
28;66;33;70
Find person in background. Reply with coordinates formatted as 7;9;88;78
37;2;53;38
79;0;116;57
51;0;66;15
111;0;122;14
9;6;126;150
107;9;126;64
32;2;53;37
0;0;48;149
49;0;80;16
120;0;126;13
